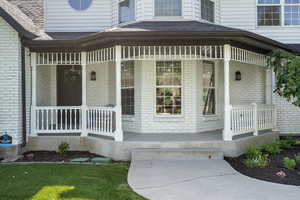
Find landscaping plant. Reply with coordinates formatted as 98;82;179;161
58;142;70;156
283;157;296;170
294;154;300;165
262;143;282;155
243;146;269;168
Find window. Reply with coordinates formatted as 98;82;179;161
257;0;281;26
156;61;182;115
202;61;216;115
69;0;92;11
121;61;134;115
257;0;300;26
154;0;182;16
285;0;300;25
119;0;135;23
201;0;215;23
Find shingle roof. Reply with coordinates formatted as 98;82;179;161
287;44;300;55
0;0;49;39
106;21;241;32
6;0;44;29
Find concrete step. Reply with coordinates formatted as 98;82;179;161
132;148;224;161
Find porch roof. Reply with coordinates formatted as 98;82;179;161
24;21;295;54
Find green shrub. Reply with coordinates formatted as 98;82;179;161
276;140;292;150
283;157;296;170
58;142;70;156
262;143;282;155
244;146;262;159
294;154;300;164
278;137;297;149
243;154;269;168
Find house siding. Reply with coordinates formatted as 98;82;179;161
0;17;23;144
45;0;112;32
220;0;300;43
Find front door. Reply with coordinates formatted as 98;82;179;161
57;66;82;128
57;65;82;106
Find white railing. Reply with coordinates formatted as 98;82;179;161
33;106;117;137
230;104;276;136
34;106;82;133
257;104;277;131
86;106;116;137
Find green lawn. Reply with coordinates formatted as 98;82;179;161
0;163;145;200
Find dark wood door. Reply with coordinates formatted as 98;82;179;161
57;66;82;106
57;66;82;128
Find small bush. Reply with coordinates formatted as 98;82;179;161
276;140;292;150
243;154;269;168
294;154;300;165
262;143;282;155
244;146;262;159
283;157;296;170
58;142;70;156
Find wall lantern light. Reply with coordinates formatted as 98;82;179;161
235;71;242;81
91;71;96;81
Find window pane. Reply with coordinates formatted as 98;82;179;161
121;61;134;115
69;0;92;11
155;0;182;16
156;61;182;115
119;0;135;23
201;0;215;23
257;6;281;26
284;6;300;25
258;0;280;4
203;88;216;115
285;0;300;4
202;61;216;115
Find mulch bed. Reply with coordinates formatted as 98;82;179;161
16;151;103;162
225;144;300;186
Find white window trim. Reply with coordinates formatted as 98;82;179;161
154;60;184;118
118;0;136;25
202;60;219;118
153;0;183;17
200;0;216;23
256;0;300;27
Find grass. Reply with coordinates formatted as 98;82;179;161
0;163;145;200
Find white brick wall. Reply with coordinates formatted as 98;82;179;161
272;81;300;135
0;17;23;144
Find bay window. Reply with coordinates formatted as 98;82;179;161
154;0;182;16
121;61;134;115
201;0;215;23
119;0;135;24
202;61;216;115
257;0;300;26
156;61;182;115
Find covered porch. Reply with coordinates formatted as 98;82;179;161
30;44;277;142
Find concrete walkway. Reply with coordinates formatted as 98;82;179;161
128;159;300;200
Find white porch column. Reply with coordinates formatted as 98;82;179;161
31;52;37;136
265;69;273;104
223;44;232;141
81;52;88;136
114;45;123;141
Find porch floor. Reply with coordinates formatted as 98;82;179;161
124;130;223;142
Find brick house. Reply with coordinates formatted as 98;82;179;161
0;0;299;160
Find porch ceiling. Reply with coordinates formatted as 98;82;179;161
24;21;294;55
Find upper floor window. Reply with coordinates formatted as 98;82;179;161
154;0;182;17
119;0;135;24
257;0;300;26
69;0;92;11
201;0;215;23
